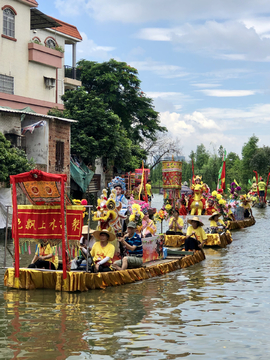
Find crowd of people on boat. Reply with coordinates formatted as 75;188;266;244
26;173;260;274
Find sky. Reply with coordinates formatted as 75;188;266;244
38;0;270;159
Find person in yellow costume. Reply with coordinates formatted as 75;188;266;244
166;209;184;235
227;205;235;221
240;195;253;218
209;212;226;233
257;178;266;203
28;240;58;270
190;176;207;215
145;179;153;205
184;216;207;251
91;230;115;272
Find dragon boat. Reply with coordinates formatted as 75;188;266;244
227;217;256;229
164;215;233;249
4;249;205;292
4;170;206;293
165;232;232;249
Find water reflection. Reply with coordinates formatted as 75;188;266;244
0;201;270;359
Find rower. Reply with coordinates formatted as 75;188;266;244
28;240;58;270
166;209;184;235
184;216;207;251
240;195;253;218
208;211;226;234
257;178;266;204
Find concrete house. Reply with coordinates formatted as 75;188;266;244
0;0;82;185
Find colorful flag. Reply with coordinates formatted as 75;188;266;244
21;120;46;135
220;161;226;191
217;149;226;190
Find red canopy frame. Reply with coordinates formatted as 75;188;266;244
10;170;68;281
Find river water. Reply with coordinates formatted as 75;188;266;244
0;195;269;360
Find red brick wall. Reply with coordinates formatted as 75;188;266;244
48;119;70;189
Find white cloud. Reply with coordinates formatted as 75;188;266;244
242;17;270;38
192;83;221;88
146;91;187;99
202;104;270;124
137;20;270;61
160;111;195;137
136;28;172;41
76;32;115;61
56;0;270;24
204;68;251;80
198;89;257;97
145;91;191;113
184;111;219;129
54;0;86;16
130;60;188;78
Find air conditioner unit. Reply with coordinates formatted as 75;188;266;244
44;77;56;89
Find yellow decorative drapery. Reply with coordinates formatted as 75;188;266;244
4;251;205;292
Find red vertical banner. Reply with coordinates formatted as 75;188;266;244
61;178;67;280
264;172;270;202
11;182;20;284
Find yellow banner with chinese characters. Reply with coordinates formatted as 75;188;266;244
16;205;84;240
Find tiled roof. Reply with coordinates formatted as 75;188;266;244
26;0;39;6
48;17;82;41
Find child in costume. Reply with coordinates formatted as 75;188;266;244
109;176;128;206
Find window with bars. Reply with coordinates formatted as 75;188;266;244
3;8;15;38
0;74;14;94
55;141;64;171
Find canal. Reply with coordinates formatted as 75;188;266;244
0;195;269;359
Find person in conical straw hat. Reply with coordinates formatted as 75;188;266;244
184;216;207;251
240;195;253;218
70;225;95;270
90;229;116;272
208;211;226;233
209;211;226;227
74;225;96;268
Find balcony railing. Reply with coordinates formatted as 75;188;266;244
64;66;81;80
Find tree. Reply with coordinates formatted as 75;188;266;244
195;144;210;171
77;59;166;143
0;132;34;183
49;88;145;172
241;135;259;186
250;146;270;179
143;133;182;169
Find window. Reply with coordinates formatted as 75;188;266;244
0;74;14;94
3;8;15;38
55;141;64;171
45;38;56;49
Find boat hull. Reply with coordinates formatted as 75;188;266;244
165;233;232;249
227;217;256;230
4;251;205;292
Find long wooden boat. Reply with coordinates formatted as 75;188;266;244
165;232;232;249
253;203;266;209
227;217;256;230
4;250;205;292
